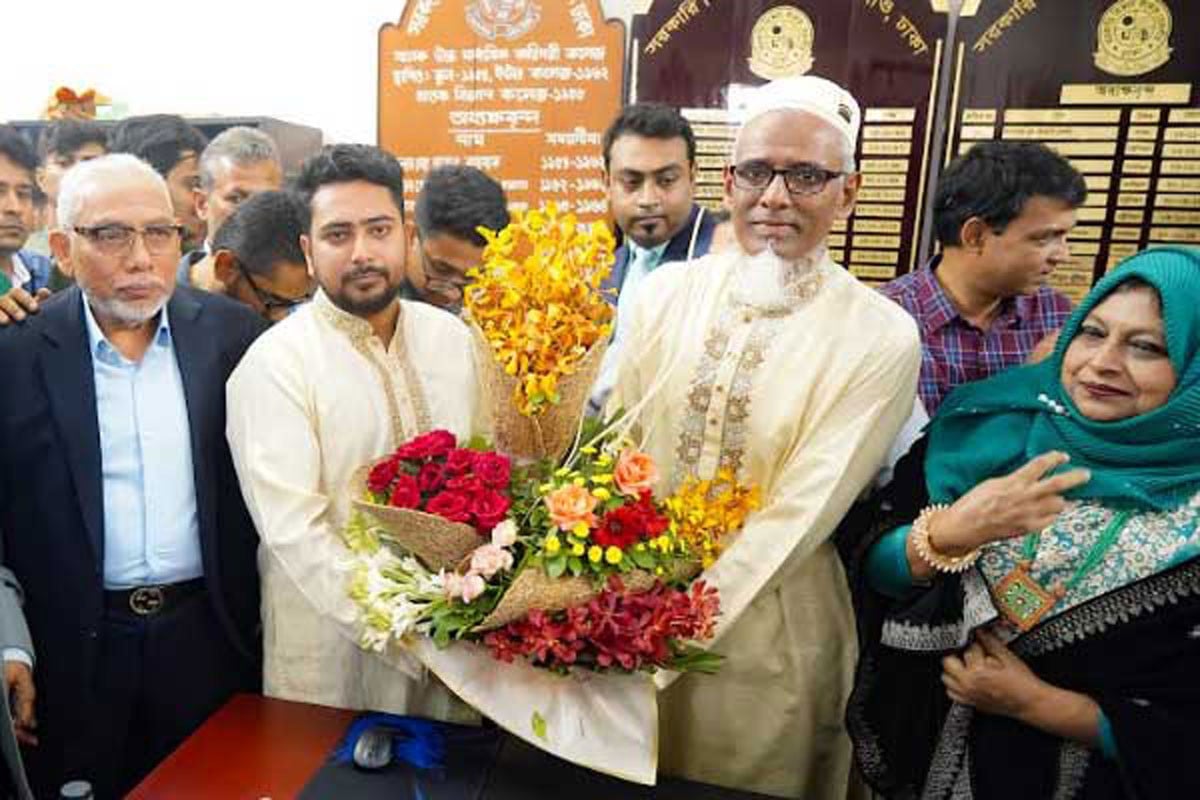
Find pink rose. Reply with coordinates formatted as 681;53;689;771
367;458;399;495
388;474;421;509
471;490;511;532
444;448;476;476
544;485;598;532
471;452;512;489
490;519;518;548
417;462;447;495
425;491;473;524
443;572;465;601
469;543;514;579
460;573;487;604
613;450;659;497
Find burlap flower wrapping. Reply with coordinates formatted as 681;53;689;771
475;559;702;631
468;322;608;463
350;463;485;572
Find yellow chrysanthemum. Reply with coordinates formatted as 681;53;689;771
587;545;604;564
545;535;562;555
604;546;623;565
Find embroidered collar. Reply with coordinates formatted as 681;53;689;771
314;288;402;348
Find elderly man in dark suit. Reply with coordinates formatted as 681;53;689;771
0;153;266;798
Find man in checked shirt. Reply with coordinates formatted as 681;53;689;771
882;140;1085;415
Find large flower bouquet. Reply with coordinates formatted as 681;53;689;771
344;421;758;675
340;204;760;783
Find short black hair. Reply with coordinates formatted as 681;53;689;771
934;141;1087;247
0;125;38;174
212;190;307;276
294;144;405;229
602;103;696;171
38;119;109;161
414;165;509;246
107;114;208;177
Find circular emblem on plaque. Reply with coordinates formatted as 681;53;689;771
1094;0;1172;77
748;6;815;81
466;0;541;41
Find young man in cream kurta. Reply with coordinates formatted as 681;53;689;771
612;78;920;798
226;145;479;721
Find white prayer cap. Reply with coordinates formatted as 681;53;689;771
730;75;861;155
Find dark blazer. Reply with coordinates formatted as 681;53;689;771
602;203;720;305
0;286;267;771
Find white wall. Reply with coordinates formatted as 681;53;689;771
4;0;638;144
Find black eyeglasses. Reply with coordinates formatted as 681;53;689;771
729;161;847;196
238;263;315;316
74;224;184;255
417;243;472;296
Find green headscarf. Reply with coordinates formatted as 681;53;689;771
925;246;1200;512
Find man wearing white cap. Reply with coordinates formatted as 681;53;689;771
611;76;920;798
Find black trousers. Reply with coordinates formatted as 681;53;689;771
39;591;250;800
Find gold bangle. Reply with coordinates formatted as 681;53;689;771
911;504;980;574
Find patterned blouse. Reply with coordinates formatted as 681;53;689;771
979;491;1200;635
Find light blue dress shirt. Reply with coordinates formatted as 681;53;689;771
83;296;203;589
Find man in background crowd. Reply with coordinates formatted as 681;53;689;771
403;163;508;313
27;119;108;257
880;140;1084;414
0;126;53;323
210;189;314;322
591;103;721;408
108;114;209;253
181;126;284;289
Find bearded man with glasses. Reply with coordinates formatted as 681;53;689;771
607;76;920;799
0;154;267;798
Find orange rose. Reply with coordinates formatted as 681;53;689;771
613;450;659;497
544;485;598;531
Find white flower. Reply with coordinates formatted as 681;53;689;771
460;573;487;604
491;518;519;548
443;571;466;601
469;543;514;579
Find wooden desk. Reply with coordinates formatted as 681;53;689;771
127;694;354;799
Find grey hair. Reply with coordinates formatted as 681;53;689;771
732;109;857;174
57;153;169;229
198;127;280;190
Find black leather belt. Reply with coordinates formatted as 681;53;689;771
104;578;205;617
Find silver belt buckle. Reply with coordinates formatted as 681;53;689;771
129;586;166;616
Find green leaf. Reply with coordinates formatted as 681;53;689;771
630;548;656;569
465;434;493;452
567;556;583;576
546;553;567;579
531;711;548;742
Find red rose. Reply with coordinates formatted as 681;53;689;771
446;474;485;497
444;448;476;476
425;491;473;524
471;452;512;489
417;462;447;495
388;474;421;509
471;490;512;532
396;430;457;461
367;458;399;495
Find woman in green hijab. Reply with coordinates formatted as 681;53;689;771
840;246;1200;799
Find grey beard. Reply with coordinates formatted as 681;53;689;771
82;289;168;329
